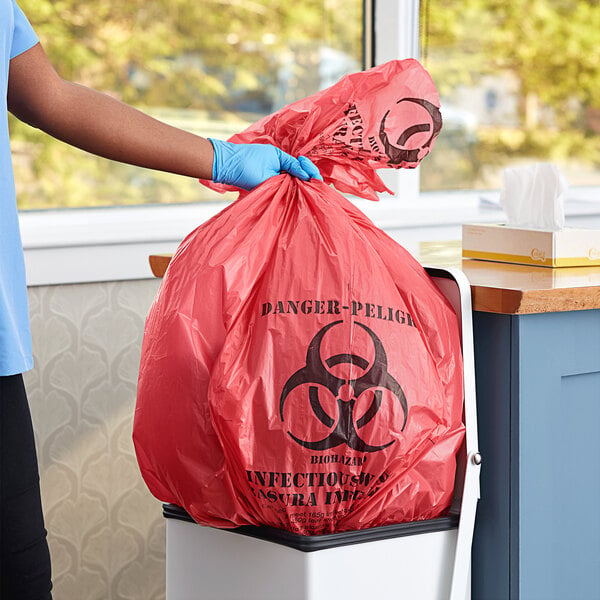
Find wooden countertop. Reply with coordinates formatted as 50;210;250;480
149;241;600;315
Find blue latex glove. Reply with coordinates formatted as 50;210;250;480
209;139;322;191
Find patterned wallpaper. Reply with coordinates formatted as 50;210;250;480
24;279;165;600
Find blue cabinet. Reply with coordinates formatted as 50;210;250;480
472;309;600;600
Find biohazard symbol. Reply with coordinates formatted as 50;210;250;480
379;97;442;166
279;321;407;453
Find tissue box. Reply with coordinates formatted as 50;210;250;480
462;224;600;267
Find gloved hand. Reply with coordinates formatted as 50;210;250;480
209;139;322;191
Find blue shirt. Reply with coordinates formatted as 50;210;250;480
1;0;38;375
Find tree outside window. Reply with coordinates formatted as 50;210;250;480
420;0;600;192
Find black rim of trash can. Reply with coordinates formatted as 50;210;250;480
162;504;459;552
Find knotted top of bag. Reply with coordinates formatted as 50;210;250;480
201;59;442;202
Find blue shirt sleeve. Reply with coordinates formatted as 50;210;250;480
10;1;38;59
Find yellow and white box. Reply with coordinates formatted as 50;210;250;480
462;223;600;267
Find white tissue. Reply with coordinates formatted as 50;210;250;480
499;163;568;231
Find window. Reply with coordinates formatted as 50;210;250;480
18;0;600;286
12;0;364;209
420;0;600;192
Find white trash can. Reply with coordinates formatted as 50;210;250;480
163;267;480;600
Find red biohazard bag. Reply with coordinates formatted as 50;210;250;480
134;59;465;534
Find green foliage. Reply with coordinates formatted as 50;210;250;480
421;0;600;189
18;0;361;109
425;0;600;124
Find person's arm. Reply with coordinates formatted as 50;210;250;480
8;42;215;180
7;42;321;189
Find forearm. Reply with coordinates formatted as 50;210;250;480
8;42;320;190
8;43;214;180
36;80;214;179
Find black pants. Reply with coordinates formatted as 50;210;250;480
0;375;52;600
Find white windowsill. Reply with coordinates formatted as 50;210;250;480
20;187;600;287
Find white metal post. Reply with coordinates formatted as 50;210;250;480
374;0;421;201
